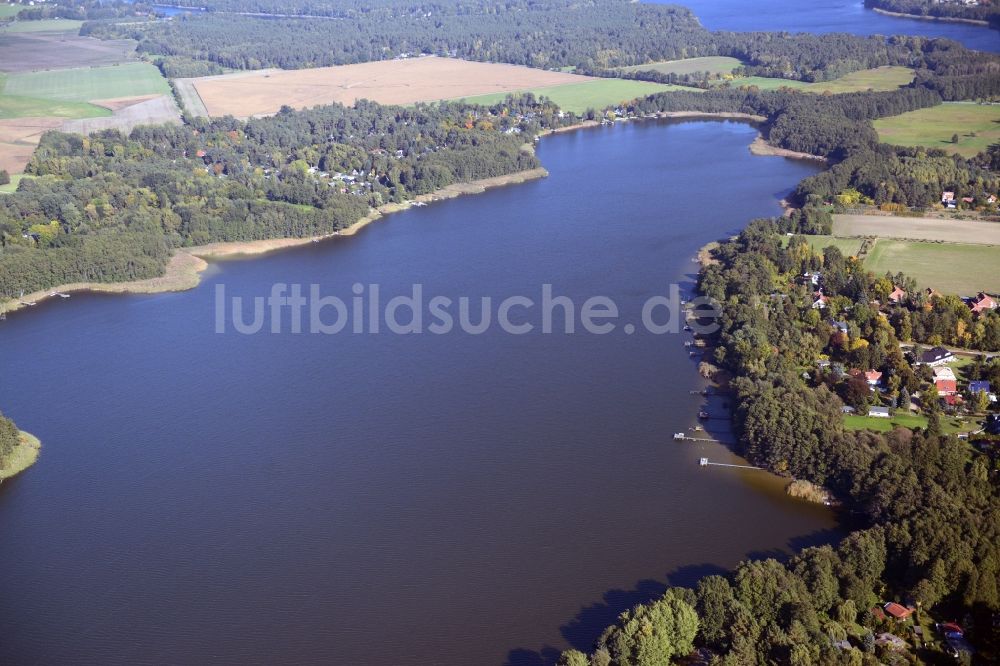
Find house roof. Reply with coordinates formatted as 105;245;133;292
920;346;953;363
884;602;912;619
934;366;956;381
869;406;890;416
970;292;997;314
889;286;906;302
865;370;883;383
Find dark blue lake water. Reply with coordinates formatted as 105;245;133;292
0;120;840;665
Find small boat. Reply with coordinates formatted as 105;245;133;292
698;411;709;420
699;457;709;466
693;426;703;432
673;432;685;440
684;341;693;347
58;293;70;298
683;325;692;332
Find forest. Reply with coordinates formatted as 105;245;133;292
83;0;1000;85
0;411;21;471
560;216;1000;665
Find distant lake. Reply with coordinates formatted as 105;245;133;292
151;4;206;17
663;0;999;53
0;120;840;665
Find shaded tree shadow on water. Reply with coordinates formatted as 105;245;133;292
502;528;852;664
503;565;730;666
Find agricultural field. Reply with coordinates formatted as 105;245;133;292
458;79;694;115
805;66;914;93
719;76;811;91
2;18;82;32
718;66;914;94
2;62;170;103
873;102;1000;158
0;33;137;73
186;56;595;118
863;239;1000;295
617;56;742;77
0;61;177;174
833;214;1000;246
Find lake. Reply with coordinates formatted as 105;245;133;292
665;0;999;53
0;120;839;665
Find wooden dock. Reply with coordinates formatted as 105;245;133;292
699;458;763;470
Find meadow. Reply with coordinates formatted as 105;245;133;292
873;102;1000;157
617;56;742;77
459;79;694;114
2;18;82;32
3;62;170;103
863;239;1000;295
717;66;914;94
844;413;976;434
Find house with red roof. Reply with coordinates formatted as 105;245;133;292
865;370;883;387
969;292;997;316
883;602;913;620
934;366;957;396
888;286;906;304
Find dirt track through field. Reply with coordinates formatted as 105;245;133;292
185;56;593;118
833;213;1000;246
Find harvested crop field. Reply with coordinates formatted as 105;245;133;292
61;94;181;134
833;213;1000;246
0;116;61;172
185;56;594;118
0;32;136;73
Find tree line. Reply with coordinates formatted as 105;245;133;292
562;216;1000;665
0;96;570;298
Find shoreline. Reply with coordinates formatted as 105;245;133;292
749;135;827;162
0;431;40;481
869;6;991;27
0;113;802;317
0;167;548;315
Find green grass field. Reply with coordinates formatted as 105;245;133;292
0;3;22;18
806;66;914;94
873;102;1000;158
717;67;914;94
458;79;699;114
618;56;743;77
0;93;111;119
720;76;811;91
2;62;170;103
844;413;975;434
864;239;1000;295
3;18;82;32
0;174;28;194
782;235;865;257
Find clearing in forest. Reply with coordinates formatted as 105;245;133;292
873;102;1000;158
